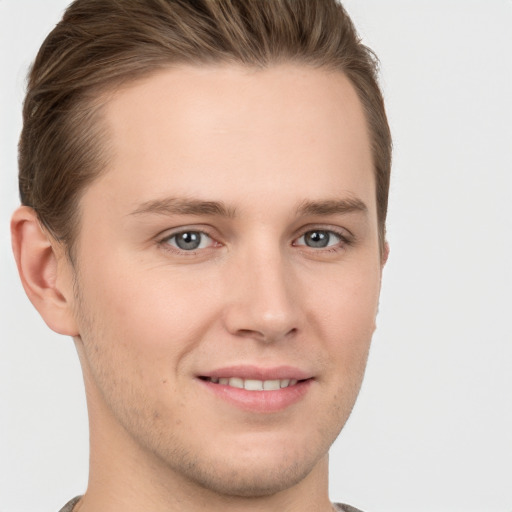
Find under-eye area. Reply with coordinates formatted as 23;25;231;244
199;376;311;391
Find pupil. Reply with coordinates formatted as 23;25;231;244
305;231;329;248
176;232;201;250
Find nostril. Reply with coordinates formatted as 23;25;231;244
234;326;297;343
236;328;262;338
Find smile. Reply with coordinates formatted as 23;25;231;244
198;366;313;412
202;377;299;391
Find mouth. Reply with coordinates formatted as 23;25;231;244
197;367;313;412
199;376;301;391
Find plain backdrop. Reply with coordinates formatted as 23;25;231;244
1;1;511;511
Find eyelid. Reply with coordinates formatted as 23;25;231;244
156;223;218;240
291;225;355;255
293;224;353;242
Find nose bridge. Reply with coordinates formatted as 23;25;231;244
223;237;299;342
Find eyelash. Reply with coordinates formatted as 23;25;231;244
292;228;352;252
157;226;353;255
158;229;218;255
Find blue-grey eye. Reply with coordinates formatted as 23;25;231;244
296;230;341;248
167;231;212;251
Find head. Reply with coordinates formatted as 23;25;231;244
12;0;391;505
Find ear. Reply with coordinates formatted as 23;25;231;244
381;241;390;268
11;206;79;336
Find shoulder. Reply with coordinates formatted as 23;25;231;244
58;496;82;512
333;503;366;512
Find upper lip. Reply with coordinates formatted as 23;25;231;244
199;365;313;381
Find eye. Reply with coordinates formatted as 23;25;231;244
163;231;214;251
294;229;344;249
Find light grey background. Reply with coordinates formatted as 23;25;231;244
1;1;511;511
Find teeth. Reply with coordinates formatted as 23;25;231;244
206;377;299;391
229;377;244;389
244;379;263;391
263;380;280;391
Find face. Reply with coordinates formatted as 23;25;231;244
69;65;384;498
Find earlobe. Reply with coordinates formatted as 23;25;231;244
11;206;79;336
381;241;390;268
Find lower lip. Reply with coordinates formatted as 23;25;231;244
198;379;313;413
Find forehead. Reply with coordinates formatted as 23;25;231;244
89;64;374;216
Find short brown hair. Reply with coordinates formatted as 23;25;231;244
19;0;391;254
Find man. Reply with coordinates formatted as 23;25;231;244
11;0;391;511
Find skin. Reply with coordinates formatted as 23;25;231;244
12;64;387;512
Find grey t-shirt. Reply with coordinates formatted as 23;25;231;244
58;497;81;512
59;496;364;511
333;504;365;512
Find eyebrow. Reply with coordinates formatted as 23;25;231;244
295;198;368;217
129;197;236;218
129;196;367;219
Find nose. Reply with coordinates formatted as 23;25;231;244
222;247;300;344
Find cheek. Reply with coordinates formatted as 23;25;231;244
74;256;224;384
316;260;380;323
73;266;195;426
310;263;381;369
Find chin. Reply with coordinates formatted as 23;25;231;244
175;450;322;498
149;426;334;499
